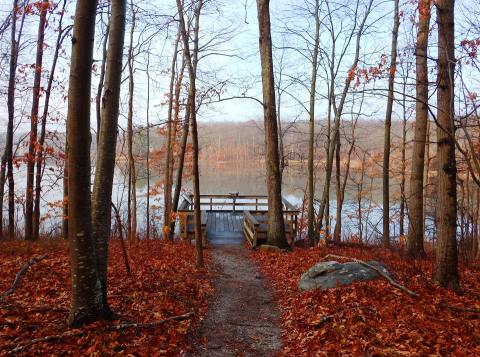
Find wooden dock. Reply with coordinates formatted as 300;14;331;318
177;193;299;247
206;212;244;245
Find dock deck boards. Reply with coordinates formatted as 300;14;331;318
206;211;244;245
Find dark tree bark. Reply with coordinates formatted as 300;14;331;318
66;0;104;328
433;0;459;290
407;0;430;258
382;0;400;247
256;0;288;248
25;0;48;241
92;0;127;319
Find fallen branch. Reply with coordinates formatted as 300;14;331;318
440;303;480;314
8;311;194;354
320;254;419;297
1;255;47;301
314;304;375;328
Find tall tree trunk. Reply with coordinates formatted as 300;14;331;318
66;0;104;328
256;0;288;248
127;0;137;241
146;52;151;240
25;0;48;241
4;0;23;239
163;29;181;239
91;0;127;319
433;0;459;290
407;0;430;257
382;0;400;247
400;78;407;238
333;135;341;243
0;0;18;239
307;0;320;245
176;0;204;267
33;0;69;241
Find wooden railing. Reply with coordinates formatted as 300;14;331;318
243;210;299;248
180;193;296;212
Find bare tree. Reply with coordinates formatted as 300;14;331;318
92;0;127;319
176;0;205;267
66;0;104;327
33;0;70;241
433;0;459;290
256;0;288;248
407;0;430;258
382;0;400;247
25;0;48;241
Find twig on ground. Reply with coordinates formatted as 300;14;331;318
314;304;375;328
320;254;419;297
7;311;195;354
440;303;480;314
0;255;47;301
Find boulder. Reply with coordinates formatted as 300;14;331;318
298;260;390;291
258;244;286;253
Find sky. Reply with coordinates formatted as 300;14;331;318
0;0;478;134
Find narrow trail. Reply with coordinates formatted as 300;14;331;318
189;245;282;356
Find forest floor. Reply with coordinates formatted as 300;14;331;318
188;245;282;356
252;244;480;356
1;239;480;356
0;239;214;355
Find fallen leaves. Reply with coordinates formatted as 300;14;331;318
252;245;480;356
0;239;214;355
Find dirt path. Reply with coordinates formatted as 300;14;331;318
189;246;282;356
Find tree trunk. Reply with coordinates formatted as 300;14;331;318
25;0;48;241
127;0;137;241
66;0;104;328
146;52;151;240
433;0;459;291
333;135;341;243
91;0;127;319
163;29;181;239
176;0;205;267
400;77;407;238
307;0;320;245
4;0;23;239
407;0;430;257
256;0;288;248
382;0;400;247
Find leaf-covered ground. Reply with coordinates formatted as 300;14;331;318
0;240;213;355
252;245;480;356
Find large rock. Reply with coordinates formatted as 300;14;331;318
298;260;390;291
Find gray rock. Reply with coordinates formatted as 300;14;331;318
298;260;390;291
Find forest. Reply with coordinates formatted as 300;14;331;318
0;0;479;355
